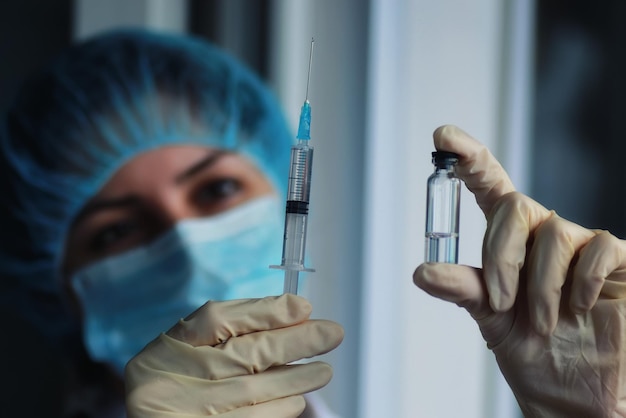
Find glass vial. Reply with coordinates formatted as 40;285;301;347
425;151;461;263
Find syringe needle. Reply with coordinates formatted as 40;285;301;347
305;38;315;101
297;39;314;141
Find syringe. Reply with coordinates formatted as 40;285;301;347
270;38;316;295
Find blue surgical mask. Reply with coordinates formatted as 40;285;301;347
70;196;285;375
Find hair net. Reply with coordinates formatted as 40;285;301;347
0;29;292;343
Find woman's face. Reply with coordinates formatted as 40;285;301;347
63;146;275;277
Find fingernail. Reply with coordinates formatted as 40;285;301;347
569;302;585;315
488;282;511;312
489;292;502;311
532;305;555;336
413;263;434;287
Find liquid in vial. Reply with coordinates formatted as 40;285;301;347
425;232;459;264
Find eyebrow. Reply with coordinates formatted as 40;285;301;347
72;195;143;227
71;150;231;227
174;150;230;184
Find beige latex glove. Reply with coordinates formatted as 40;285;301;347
125;294;344;418
414;125;626;417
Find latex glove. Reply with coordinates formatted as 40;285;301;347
125;294;344;417
414;125;626;417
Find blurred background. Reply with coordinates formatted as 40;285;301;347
1;0;623;417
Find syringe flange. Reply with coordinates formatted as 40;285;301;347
269;264;315;272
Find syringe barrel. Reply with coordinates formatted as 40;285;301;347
287;143;314;202
281;212;308;267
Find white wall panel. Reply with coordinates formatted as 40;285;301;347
360;1;527;417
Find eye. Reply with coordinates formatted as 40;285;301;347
90;220;138;252
194;178;242;207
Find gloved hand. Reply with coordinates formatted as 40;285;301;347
125;294;344;417
414;125;626;417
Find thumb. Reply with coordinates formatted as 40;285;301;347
413;263;492;321
413;263;515;347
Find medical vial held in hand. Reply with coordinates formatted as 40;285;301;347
425;151;461;263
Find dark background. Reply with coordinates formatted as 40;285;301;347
532;0;626;237
0;0;273;112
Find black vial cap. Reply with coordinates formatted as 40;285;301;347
432;151;459;167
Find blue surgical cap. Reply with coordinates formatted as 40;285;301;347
0;29;292;342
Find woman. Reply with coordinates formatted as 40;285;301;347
0;29;342;418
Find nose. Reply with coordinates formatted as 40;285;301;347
151;190;199;232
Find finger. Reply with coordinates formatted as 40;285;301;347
528;215;594;335
570;230;626;313
166;294;311;346
413;263;514;347
207;363;330;415
413;263;491;320
150;363;329;416
483;192;551;311
127;363;322;416
217;396;306;418
133;320;343;380
127;396;306;418
433;125;516;216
